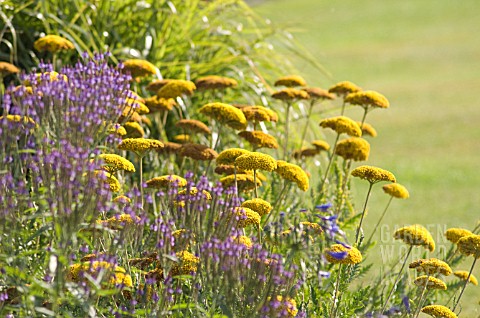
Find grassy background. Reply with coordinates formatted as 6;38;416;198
254;0;480;315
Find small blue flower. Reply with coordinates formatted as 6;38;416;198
318;270;331;279
315;202;333;212
328;250;348;260
402;295;410;313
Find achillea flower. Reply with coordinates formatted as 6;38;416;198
178;143;218;160
0;62;20;76
146;175;188;189
125;98;150;114
157;79;196;98
319;116;362;137
95;171;121;192
118;138;164;156
67;261;133;289
33;35;75;53
123;121;145;138
274;75;307;87
301;222;323;235
113;195;131;204
199;102;247;130
232;236;253;249
108;124;127;136
357;121;377;137
325;244;362;265
311;140;330;151
292;147;319;159
263;296;298;317
24;71;67;85
146;79;171;93
239;105;279;123
351;165;396;184
0;115;36;126
122;59;156;78
175;119;211;134
235;152;277;172
345;90;389;109
215;164;241;175
414;276;447;290
98;214;141;230
271;88;310;101
383;183;409;199
99;154;135;173
409;258;452;276
144;96;176;112
421;305;457;318
445;228;473;244
238;131;279;149
195;75;238;90
177;187;212;200
457;234;480;258
275;160;309;191
220;174;262;192
394;224;435;252
171;251;199;276
232;207;261;228
241;198;272;216
334;137;370;161
328;81;362;97
454;270;479;285
174;134;190;143
216;148;250;165
302;87;335;100
156;141;182;155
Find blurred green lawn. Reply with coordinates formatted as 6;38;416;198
255;0;480;315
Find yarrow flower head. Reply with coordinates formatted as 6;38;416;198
144;96;176;112
334;137;370;161
319;116;362;137
301;87;335;100
178;143;218;161
157;79;196;98
123;121;144;138
351;165;396;184
409;258;452;276
238;131;279;149
275;160;309;191
122;59;157;78
311;140;330;151
239;105;278;123
271;88;310;101
292;147;319;159
324;244;362;265
33;35;75;53
220;174;262;192
170;251;200;276
235;152;277;172
67;261;133;289
241;198;273;216
445;228;473;244
262;296;298;317
453;270;478;285
216;148;251;166
414;276;447;290
421;305;457;318
231;236;253;249
99;154;135;173
382;183;409;199
98;214;141;230
118;138;164;157
345;90;390;109
457;234;480;258
0;62;20;76
199;102;247;130
94;171;122;192
357;121;377;137
176;119;211;134
394;224;435;252
195;75;238;90
328;81;362;97
231;207;261;228
146;175;188;189
274;75;307;87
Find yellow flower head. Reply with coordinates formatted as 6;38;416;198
345;90;389;109
145;96;176;112
177;187;212;200
216;148;251;166
123;122;145;138
118;138;164;156
0;115;36;127
146;79;171;93
421;305;457;318
232;207;261;228
199;102;247;130
156;141;182;155
301;222;323;235
325;244;363;265
414;276;447;290
99;154;135;173
394;224;435;252
302;87;335;100
328;81;362;97
235;152;277;172
241;198;272;216
232;236;253;249
113;195;131;204
292;147;320;159
351;165;396;184
239;105;278;122
99;214;141;230
34;35;74;53
170;251;199;276
157;79;196;98
311;140;330;151
178;143;218;161
67;261;132;289
220;174;262;192
335;137;370;161
176;119;211;134
195;75;238;90
445;228;473;244
238;131;279;149
382;183;409;199
266;296;298;317
271;88;310;101
174;134;190;143
409;258;452;276
274;75;307;87
125;98;150;115
94;171;121;192
146;175;187;189
24;71;67;86
0;62;20;76
122;59;156;78
457;234;480;258
214;166;267;181
275;160;309;191
357;121;377;137
454;270;478;286
108;124;127;136
319;116;362;137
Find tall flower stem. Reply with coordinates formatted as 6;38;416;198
330;264;343;318
234;165;239;198
355;182;374;246
299;100;315;148
335;159;352;216
452;257;477;312
413;275;431;318
360;108;369;128
381;245;414;314
264;181;289;225
253;169;258;198
319;133;341;194
283;102;292;160
139;155;144;207
364;196;393;248
340;100;346;116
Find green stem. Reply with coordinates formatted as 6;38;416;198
234;165;238;198
319;133;341;194
283;102;291;160
139;155;144;207
355;182;374;246
299;100;315;148
360;107;369;128
364;196;393;248
334;159;352;216
340;100;346;116
264;181;288;225
253;169;258;198
413;276;430;318
330;264;343;318
452;257;477;312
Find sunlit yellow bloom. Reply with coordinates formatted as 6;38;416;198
99;214;141;230
275;160;309;191
421;305;457;318
173;134;190;143
216;148;250;166
177;187;212;200
241;198;272;216
122;59;156;78
267;296;298;317
176;119;211;134
271;88;309;101
178;143;218;161
319;116;362;137
409;258;452;276
118;138;164;156
232;207;261;228
99;154;135;173
123;122;144;138
125;98;150;114
232;236;253;249
300;222;323;235
24;71;67;86
457;234;480;258
292;147;319;159
146;175;187;189
274;75;307;87
146;79;171;93
0;62;20;76
311;140;330;151
445;228;473;244
414;276;447;290
357;121;377;137
345;90;389;109
157;79;196;98
113;195;131;204
335;137;370;161
171;251;199;276
454;270;478;286
34;35;74;53
0;115;36;126
220;174;262;192
144;96;176;112
195;75;237;90
67;261;132;289
382;183;409;199
239;105;278;122
394;224;435;252
199;102;247;130
325;244;362;265
302;87;335;100
328;81;362;97
235;152;277;172
94;170;121;192
238;131;279;149
351;165;396;184
108;124;127;136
